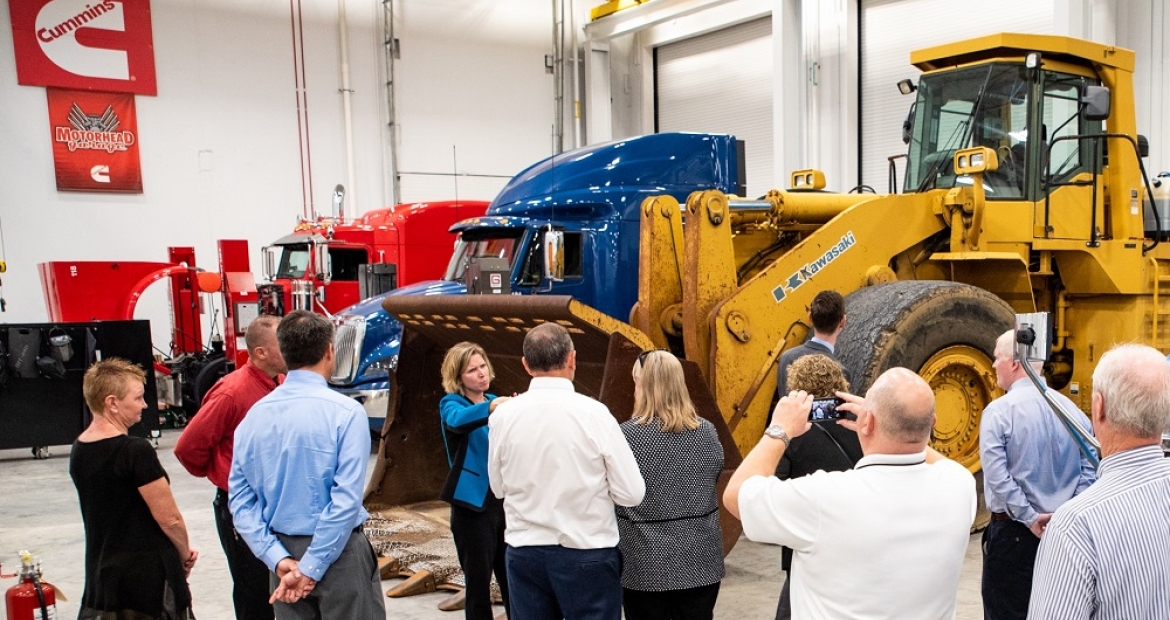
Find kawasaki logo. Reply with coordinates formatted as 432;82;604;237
772;232;857;303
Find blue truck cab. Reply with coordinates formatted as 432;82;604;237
328;133;744;431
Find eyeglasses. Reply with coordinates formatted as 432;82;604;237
637;348;669;366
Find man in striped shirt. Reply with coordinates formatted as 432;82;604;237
1028;344;1170;620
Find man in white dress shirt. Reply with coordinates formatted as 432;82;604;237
487;323;645;620
725;368;976;620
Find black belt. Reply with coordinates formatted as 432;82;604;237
273;526;364;536
990;512;1012;522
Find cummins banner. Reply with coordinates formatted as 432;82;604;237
8;0;157;96
47;87;143;192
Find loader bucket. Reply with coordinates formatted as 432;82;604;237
365;294;743;554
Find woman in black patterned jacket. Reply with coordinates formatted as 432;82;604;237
617;349;725;620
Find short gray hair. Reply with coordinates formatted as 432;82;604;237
995;330;1042;373
1092;344;1170;438
523;322;574;372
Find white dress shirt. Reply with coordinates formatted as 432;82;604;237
739;452;976;620
488;376;645;549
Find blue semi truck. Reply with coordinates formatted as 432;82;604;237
327;132;744;431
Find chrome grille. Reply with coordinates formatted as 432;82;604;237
331;316;366;384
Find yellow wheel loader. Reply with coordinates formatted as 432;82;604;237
363;33;1166;581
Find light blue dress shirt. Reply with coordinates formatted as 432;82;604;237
979;377;1096;526
228;370;371;582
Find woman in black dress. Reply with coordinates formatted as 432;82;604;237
71;358;197;620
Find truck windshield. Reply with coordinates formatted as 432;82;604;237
276;244;310;278
444;229;525;281
905;63;1029;198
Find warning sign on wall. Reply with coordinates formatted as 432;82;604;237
47;88;143;193
8;0;158;96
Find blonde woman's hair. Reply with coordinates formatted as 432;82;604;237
83;358;146;414
632;350;699;433
786;354;850;397
441;341;494;397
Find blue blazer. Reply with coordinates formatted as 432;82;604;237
438;392;496;511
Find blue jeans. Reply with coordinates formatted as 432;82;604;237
505;545;621;620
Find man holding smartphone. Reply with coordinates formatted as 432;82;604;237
725;367;975;619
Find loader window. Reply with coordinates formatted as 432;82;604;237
444;229;524;282
906;63;1029;199
1041;73;1101;185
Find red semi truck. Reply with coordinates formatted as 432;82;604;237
39;199;488;417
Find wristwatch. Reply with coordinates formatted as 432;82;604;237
764;424;791;448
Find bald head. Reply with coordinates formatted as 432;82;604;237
1093;344;1170;439
866;367;936;445
522;322;575;373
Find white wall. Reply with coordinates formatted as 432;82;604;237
0;0;554;343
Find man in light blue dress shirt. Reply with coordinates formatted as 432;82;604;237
979;330;1095;620
229;310;384;619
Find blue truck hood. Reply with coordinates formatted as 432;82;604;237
488;133;741;221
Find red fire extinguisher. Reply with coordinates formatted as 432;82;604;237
4;550;58;620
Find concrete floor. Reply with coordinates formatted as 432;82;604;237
0;430;985;619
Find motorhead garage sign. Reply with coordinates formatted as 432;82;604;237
47;88;143;192
8;0;157;95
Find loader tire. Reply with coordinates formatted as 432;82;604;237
836;281;1014;529
837;279;1010;526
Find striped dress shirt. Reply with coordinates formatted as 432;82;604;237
1027;445;1170;620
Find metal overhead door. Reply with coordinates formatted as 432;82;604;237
656;17;773;198
860;0;1051;191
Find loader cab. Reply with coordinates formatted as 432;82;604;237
904;61;1104;204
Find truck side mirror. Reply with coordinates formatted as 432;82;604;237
314;243;332;284
261;246;277;280
1081;85;1111;121
543;230;565;282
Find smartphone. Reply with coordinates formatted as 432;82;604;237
808;397;846;422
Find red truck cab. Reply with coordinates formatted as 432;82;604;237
261;200;489;315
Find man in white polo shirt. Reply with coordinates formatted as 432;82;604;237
725;367;975;620
487;322;645;620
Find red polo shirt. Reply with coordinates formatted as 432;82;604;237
173;362;280;491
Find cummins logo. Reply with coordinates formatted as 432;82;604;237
9;0;158;95
772;232;857;303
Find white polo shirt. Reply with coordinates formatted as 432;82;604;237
739;452;976;620
487;376;645;549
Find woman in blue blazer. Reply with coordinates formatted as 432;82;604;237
440;342;511;620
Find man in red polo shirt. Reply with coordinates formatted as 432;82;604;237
175;314;286;620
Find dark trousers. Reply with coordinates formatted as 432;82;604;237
451;494;510;620
214;489;276;620
774;573;792;620
272;530;385;620
623;583;720;620
981;519;1040;620
505;545;621;620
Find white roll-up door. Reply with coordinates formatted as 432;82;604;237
656;17;773;198
861;0;1052;191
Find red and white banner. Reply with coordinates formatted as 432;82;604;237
47;88;143;192
9;0;157;96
